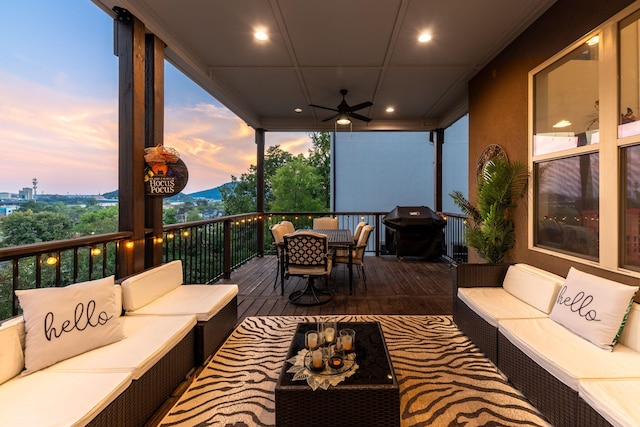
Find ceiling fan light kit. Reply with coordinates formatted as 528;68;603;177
310;89;372;129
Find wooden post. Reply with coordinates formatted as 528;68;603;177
114;7;146;277
144;34;166;268
256;128;265;256
433;128;445;212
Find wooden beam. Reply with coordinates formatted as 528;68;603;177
433;128;444;212
114;7;146;276
144;34;166;268
256;129;265;256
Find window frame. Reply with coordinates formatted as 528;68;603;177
527;5;640;278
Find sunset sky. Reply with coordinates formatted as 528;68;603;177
0;1;311;196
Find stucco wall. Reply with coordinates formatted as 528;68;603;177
468;0;637;284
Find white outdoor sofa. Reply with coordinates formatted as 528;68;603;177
0;282;196;427
0;260;238;426
454;263;640;427
120;260;238;366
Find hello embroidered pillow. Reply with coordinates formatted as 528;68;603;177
15;276;124;374
550;267;638;351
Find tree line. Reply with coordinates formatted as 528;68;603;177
0;132;330;247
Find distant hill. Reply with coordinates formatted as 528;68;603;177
189;182;235;200
189;187;222;200
97;182;233;202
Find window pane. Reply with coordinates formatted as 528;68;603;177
535;154;599;259
533;38;600;156
623;145;640;267
619;12;640;138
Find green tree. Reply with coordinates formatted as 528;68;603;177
221;145;293;214
270;156;326;211
74;205;119;235
307;132;331;209
0;210;75;246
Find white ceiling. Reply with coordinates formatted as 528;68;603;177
93;0;556;132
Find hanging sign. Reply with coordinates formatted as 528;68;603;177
143;145;189;197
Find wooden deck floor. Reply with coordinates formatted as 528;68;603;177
218;254;455;323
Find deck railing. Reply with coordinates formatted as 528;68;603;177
0;211;467;321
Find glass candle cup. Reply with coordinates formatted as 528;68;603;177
339;328;356;352
305;330;320;350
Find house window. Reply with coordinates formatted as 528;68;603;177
533;40;599;157
532;37;600;261
531;7;640;274
534;154;599;259
620;11;640;270
622;145;640;268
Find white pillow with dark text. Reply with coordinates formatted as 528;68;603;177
15;276;124;374
550;267;638;351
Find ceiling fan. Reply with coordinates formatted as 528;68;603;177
309;89;373;124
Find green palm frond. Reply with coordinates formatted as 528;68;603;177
449;156;528;263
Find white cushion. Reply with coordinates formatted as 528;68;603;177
579;379;640;427
502;264;563;314
0;370;131;427
458;287;548;327
619;303;640;352
15;276;125;374
121;261;183;311
549;267;638;351
48;314;196;379
126;284;238;322
499;318;640;391
0;323;24;384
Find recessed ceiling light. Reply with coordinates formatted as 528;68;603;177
294;108;302;113
553;120;572;128
418;33;432;43
254;31;268;41
386;107;395;113
586;35;600;46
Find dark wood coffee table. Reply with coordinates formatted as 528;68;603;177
275;321;400;427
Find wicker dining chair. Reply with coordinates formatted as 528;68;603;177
283;231;333;305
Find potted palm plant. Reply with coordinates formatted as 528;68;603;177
450;157;528;263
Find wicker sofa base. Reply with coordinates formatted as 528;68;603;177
497;331;573;427
578;395;614;427
124;328;195;426
195;296;238;365
86;386;128;427
453;298;498;364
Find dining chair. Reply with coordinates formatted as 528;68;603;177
335;221;367;258
283;231;333;305
280;220;295;234
312;216;338;229
352;221;367;243
334;225;373;289
270;223;288;294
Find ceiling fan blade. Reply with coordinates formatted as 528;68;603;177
349;112;372;122
347;101;373;112
321;113;339;122
309;104;338;112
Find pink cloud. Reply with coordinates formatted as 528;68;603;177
0;70;312;196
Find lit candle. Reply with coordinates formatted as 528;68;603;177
343;335;353;351
312;349;323;369
307;332;318;349
324;327;335;343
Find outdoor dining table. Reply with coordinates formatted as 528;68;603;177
279;229;354;297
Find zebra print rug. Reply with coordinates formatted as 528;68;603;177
159;315;551;427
